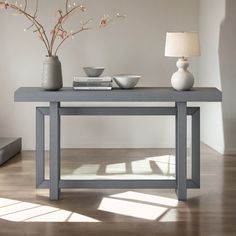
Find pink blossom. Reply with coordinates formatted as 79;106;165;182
100;18;109;27
0;2;9;9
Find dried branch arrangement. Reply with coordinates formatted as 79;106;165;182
0;0;125;56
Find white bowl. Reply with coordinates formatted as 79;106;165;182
83;67;105;77
113;75;141;89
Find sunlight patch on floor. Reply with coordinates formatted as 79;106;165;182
145;155;175;176
98;191;179;221
71;164;100;175
0;198;99;222
62;155;176;180
106;163;127;174
159;209;179;222
98;197;167;220
131;159;152;174
110;191;179;207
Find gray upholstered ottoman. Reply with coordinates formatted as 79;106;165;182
0;138;22;166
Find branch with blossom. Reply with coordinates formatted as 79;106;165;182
0;0;125;56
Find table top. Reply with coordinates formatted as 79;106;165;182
14;87;222;103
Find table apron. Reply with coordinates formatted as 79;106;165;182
38;106;199;116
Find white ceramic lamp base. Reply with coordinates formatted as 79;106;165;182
171;58;194;91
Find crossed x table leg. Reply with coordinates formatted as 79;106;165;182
36;105;200;201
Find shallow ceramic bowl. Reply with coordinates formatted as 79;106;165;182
113;75;141;89
83;67;105;77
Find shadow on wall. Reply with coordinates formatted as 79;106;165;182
219;0;236;154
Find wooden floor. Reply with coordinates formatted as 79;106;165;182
0;145;236;236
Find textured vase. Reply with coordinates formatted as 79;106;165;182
42;56;63;91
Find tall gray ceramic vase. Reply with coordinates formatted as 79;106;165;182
42;56;63;91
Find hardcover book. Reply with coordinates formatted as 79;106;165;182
74;76;112;83
73;87;112;90
73;81;113;87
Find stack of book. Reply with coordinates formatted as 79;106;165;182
73;76;113;90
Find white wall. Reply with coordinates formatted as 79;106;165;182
219;0;236;154
0;0;199;150
198;0;225;154
199;0;236;155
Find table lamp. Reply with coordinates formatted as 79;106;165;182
165;32;200;91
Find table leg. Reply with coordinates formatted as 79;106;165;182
36;108;45;187
192;108;200;186
175;103;178;186
176;102;187;201
49;102;61;200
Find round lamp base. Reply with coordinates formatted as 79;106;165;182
171;70;194;91
171;58;194;91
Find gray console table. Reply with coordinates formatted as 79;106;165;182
14;87;222;201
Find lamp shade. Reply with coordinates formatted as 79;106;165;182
165;32;200;58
